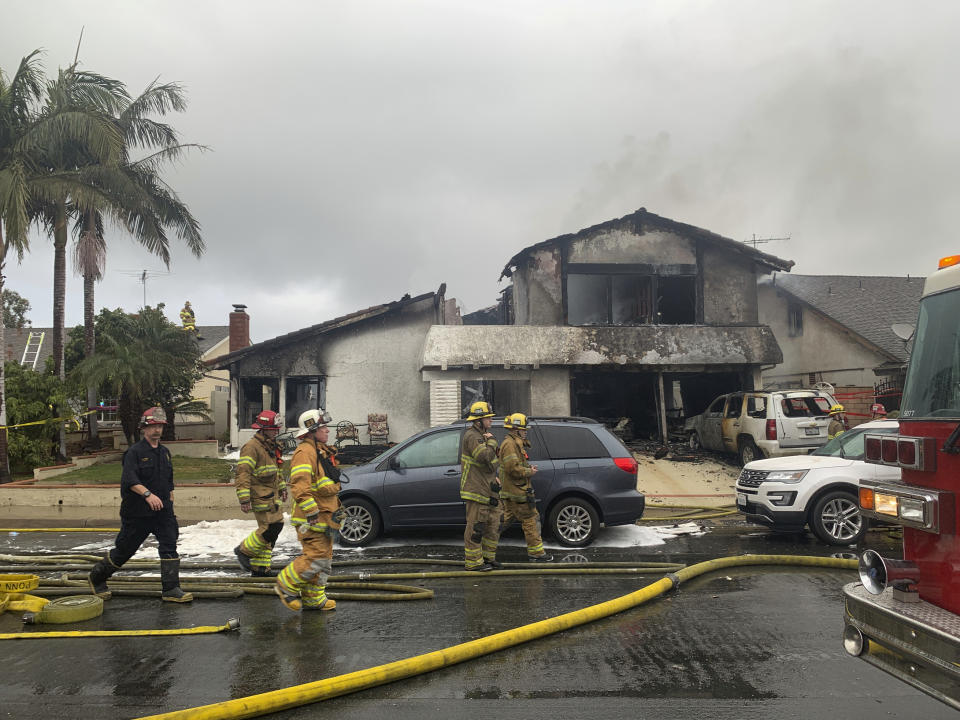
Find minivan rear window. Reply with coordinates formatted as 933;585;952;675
780;396;831;417
539;426;608;459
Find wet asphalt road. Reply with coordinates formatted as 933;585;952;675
1;520;955;720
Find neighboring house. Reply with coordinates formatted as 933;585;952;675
758;274;923;423
421;207;794;441
184;324;231;438
209;287;457;449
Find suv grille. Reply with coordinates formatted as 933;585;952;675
738;469;768;488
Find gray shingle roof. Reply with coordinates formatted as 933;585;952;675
765;273;923;361
4;327;53;370
195;326;229;356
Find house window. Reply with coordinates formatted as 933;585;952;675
788;303;803;337
285;376;325;430
567;272;695;326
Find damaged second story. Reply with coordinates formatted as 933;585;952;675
422;208;795;441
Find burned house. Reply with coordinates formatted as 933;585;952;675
421;208;793;440
210;287;456;448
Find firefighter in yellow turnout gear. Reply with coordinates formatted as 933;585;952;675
275;409;342;611
828;404;846;440
233;411;287;576
179;301;196;333
460;401;503;571
497;413;552;562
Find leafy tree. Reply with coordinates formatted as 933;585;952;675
70;305;202;444
2;289;31;328
3;361;66;472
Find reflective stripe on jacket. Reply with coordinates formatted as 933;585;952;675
289;437;340;527
235;432;285;509
460;425;499;503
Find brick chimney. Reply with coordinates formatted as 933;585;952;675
229;304;251;352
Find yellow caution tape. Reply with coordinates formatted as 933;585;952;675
0;408;97;431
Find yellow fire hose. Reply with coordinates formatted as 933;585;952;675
0;617;241;640
135;554;856;720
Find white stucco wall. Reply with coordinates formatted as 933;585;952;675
321;307;432;443
567;229;696;265
530;369;571;415
758;283;890;388
702;246;758;325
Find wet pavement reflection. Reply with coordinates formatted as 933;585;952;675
0;519;952;719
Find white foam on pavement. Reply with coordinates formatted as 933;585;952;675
71;516;676;559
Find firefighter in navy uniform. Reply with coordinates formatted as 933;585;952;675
460;401;503;571
87;407;193;603
497;413;552;562
234;410;288;576
275;409;343;612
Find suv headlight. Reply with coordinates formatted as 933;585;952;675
763;470;808;483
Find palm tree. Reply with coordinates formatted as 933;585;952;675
71;79;205;448
0;50;44;482
1;51;121;479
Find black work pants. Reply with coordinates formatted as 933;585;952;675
108;513;180;567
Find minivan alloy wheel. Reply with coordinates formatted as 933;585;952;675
548;498;600;546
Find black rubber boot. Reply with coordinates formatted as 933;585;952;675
160;557;194;603
486;559;503;569
252;567;280;577
466;563;493;572
87;556;116;600
234;545;254;573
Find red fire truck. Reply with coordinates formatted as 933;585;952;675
842;254;960;710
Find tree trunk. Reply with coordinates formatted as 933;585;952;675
119;393;138;446
84;267;100;449
53;202;68;460
162;405;176;441
0;237;11;484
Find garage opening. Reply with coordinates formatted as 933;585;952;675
571;372;660;440
676;372;743;420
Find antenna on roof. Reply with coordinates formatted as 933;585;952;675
744;233;791;249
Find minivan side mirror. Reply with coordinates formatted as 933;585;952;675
389;455;401;471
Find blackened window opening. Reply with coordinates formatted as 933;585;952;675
567;273;696;325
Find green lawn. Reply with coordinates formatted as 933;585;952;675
37;457;235;484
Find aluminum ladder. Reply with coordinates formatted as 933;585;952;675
20;330;44;369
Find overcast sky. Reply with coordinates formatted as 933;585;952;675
3;1;958;342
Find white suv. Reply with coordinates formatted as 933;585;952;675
685;389;838;465
735;420;900;545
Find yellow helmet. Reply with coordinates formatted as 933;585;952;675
504;412;528;430
829;404;845;415
466;401;495;421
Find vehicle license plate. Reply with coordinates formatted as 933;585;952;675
736;492;747;507
805;427;819;436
